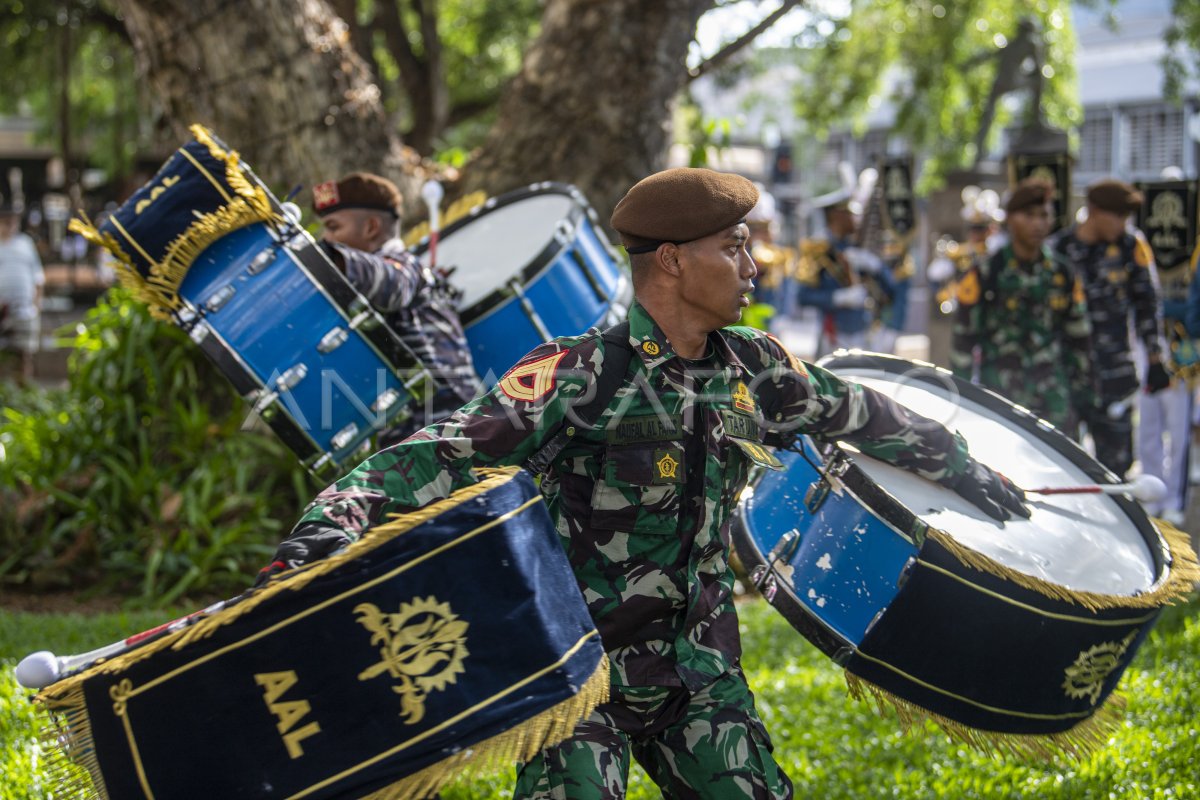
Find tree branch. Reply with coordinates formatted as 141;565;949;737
687;0;805;83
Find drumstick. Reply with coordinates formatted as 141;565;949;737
15;599;229;689
421;179;444;271
1025;474;1167;504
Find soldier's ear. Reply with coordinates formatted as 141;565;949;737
656;243;684;278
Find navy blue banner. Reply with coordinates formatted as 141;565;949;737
54;471;605;799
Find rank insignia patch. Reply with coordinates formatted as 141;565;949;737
732;381;756;414
641;341;661;357
499;351;568;402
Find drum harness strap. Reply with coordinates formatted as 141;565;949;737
523;321;632;475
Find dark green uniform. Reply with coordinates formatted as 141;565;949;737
286;299;974;798
950;244;1094;432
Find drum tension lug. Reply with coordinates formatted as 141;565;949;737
805;479;831;514
832;646;855;667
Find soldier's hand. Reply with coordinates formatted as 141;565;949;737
843;247;885;274
255;522;351;587
1146;361;1172;394
832;284;869;308
951;457;1030;523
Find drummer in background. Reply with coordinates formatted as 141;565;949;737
1051;179;1168;482
950;178;1095;435
312;172;481;445
795;192;894;357
260;168;1028;799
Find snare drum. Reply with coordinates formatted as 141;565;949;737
734;352;1197;753
176;224;433;477
412;183;631;381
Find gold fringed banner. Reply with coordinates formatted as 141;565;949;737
66;123;279;320
844;671;1126;762
926;517;1199;613
30;467;608;800
362;654;609;800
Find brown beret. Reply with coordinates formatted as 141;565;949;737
1086;179;1143;216
610;168;759;253
312;172;402;217
1004;177;1055;215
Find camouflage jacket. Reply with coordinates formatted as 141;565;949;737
331;238;481;411
950;244;1094;431
293;301;970;690
1051;227;1164;402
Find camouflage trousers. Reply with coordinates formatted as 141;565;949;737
513;668;792;800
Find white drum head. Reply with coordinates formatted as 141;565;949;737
836;368;1155;596
424;193;577;310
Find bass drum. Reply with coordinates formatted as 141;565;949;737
413;182;631;382
733;352;1197;753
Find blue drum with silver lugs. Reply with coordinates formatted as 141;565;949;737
412;182;631;383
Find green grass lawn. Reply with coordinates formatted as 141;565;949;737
2;595;1197;799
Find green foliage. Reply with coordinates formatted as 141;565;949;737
1;595;1197;798
790;1;1081;191
0;0;145;180
0;289;318;605
1164;0;1200;102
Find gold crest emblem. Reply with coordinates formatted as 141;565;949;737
355;597;469;725
956;269;981;306
1062;632;1136;705
656;452;679;480
642;341;661;357
732;381;756;413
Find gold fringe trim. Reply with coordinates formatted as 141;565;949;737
37;468;525;698
33;683;108;800
66;123;276;320
844;671;1127;762
925;518;1200;613
361;653;610;800
33;468;610;799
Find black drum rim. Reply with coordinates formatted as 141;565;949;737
409;182;614;325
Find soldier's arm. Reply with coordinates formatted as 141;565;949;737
1187;245;1200;338
1060;267;1096;412
257;338;597;582
1129;232;1166;360
737;331;1024;520
949;263;983;381
323;242;422;313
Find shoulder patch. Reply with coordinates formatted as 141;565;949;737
956;268;981;306
1134;234;1154;269
498;350;568;402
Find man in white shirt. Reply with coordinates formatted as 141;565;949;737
0;203;45;383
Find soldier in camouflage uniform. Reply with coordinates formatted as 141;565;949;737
1051;179;1169;478
313;173;482;445
262;168;1028;799
951;178;1094;433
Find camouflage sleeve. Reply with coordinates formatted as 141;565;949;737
736;331;970;485
326;242;422;313
1059;263;1096;411
290;335;602;540
1129;231;1165;360
949;262;983;381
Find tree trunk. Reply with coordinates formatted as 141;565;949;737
462;0;716;224
115;0;426;216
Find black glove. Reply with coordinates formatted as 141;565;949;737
1146;361;1172;394
255;523;351;587
951;457;1030;523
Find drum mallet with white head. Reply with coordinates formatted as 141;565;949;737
421;179;444;269
1024;474;1168;504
